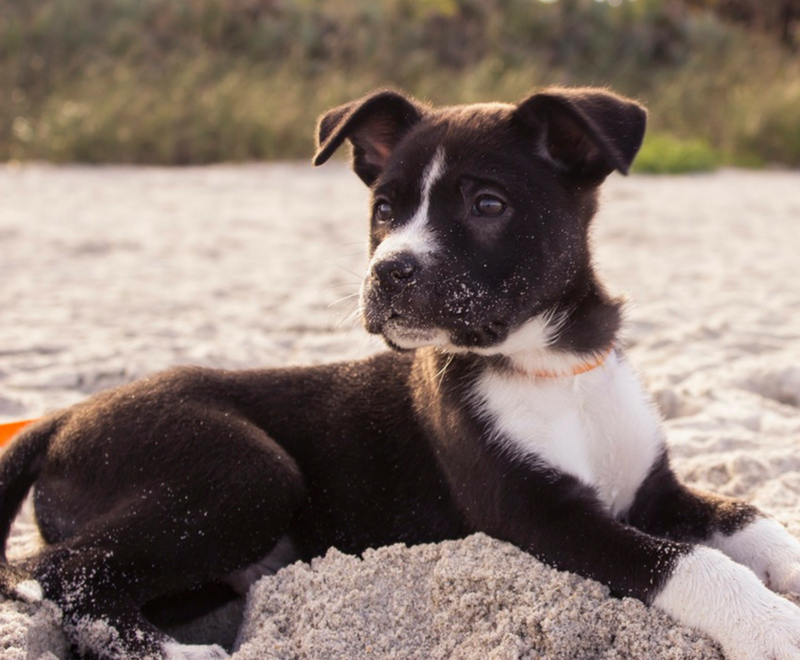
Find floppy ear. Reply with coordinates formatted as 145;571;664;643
313;90;424;186
515;87;647;179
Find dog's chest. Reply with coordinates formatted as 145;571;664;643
472;352;663;517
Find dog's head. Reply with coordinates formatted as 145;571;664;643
313;88;646;354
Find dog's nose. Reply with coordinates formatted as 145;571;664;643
372;254;419;292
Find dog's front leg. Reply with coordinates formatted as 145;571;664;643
449;452;800;660
627;452;800;596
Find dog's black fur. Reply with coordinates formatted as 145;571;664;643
0;87;777;660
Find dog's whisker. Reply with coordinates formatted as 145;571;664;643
356;329;374;355
435;354;455;393
333;302;361;331
317;281;362;291
332;314;359;328
335;265;365;280
327;292;360;308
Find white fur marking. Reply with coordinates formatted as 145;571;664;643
163;642;229;660
473;350;663;516
369;147;445;267
14;579;44;603
468;311;575;372
380;324;451;351
654;546;800;660
708;517;800;594
443;310;583;370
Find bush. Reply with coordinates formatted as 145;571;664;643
734;80;800;167
1;0;799;166
633;134;720;174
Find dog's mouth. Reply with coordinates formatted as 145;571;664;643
366;305;511;352
375;314;448;351
445;320;510;349
361;299;442;349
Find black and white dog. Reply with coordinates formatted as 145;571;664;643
2;87;800;660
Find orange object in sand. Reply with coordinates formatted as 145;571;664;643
0;418;38;448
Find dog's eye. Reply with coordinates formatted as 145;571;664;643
375;200;393;222
472;195;506;218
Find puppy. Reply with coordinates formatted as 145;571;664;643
2;87;800;660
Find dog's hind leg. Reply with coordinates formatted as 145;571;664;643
27;497;301;659
27;544;196;660
26;426;306;660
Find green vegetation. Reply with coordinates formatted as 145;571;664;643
2;0;800;168
633;134;720;174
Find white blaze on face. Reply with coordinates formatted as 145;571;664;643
368;147;446;269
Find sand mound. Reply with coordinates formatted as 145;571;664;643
0;597;64;660
234;534;723;660
2;165;800;659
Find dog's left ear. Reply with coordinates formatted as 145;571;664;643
313;90;424;186
515;87;647;178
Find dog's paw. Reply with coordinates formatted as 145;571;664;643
774;561;800;595
655;546;800;660
710;516;800;594
163;642;229;660
14;578;44;603
719;594;800;660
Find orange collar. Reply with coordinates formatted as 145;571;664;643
515;347;614;379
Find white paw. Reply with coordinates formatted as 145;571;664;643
655;546;800;660
775;561;800;594
709;517;800;593
14;578;44;603
720;593;800;660
163;642;229;660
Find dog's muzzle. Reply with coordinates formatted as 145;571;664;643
360;252;437;345
361;251;517;351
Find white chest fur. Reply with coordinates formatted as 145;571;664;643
472;351;664;517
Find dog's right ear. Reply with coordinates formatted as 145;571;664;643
313;90;423;186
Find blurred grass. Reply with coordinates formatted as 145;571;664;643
1;0;800;168
633;134;720;174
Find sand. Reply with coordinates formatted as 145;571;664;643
1;164;800;659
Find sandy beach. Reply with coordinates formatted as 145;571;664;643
2;164;800;659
